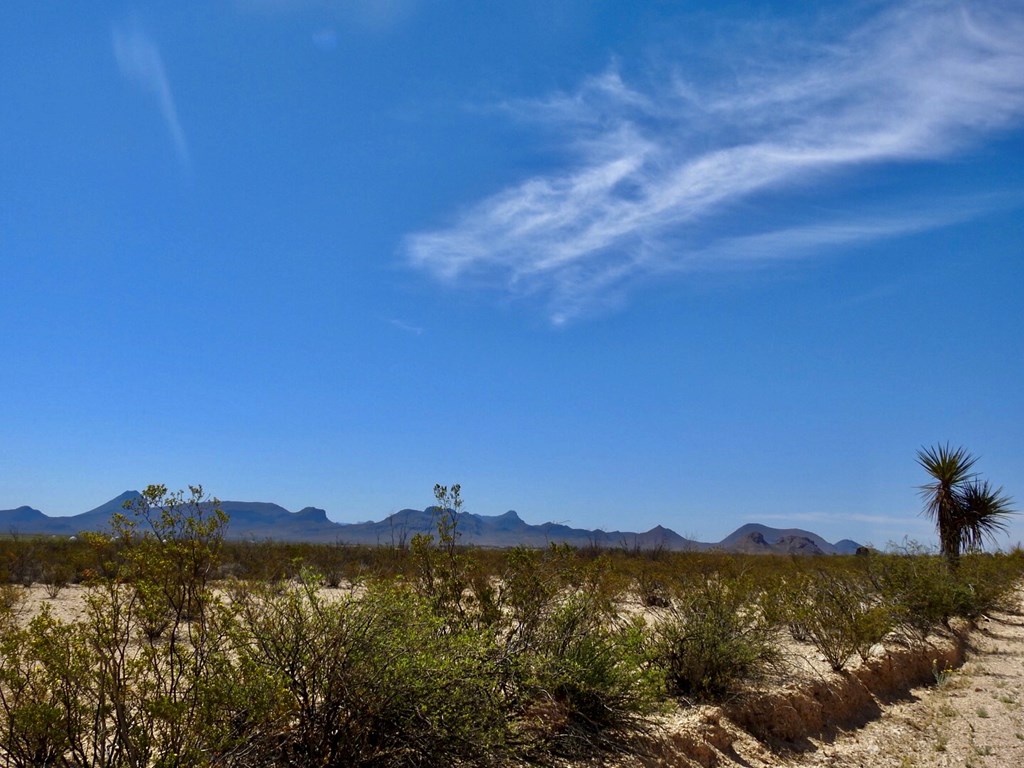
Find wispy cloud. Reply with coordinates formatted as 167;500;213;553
670;197;1009;271
112;22;190;166
405;1;1024;324
388;318;424;336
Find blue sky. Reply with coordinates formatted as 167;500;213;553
2;0;1022;548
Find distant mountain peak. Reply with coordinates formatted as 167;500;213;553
101;490;142;507
0;493;864;553
11;505;43;514
79;491;144;520
295;507;329;522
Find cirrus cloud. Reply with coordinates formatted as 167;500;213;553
112;22;190;167
404;1;1024;324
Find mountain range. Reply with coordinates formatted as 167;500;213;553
0;492;863;555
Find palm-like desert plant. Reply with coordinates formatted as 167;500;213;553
956;478;1014;554
917;444;1014;567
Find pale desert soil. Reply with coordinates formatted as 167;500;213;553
18;585;1024;768
559;592;1024;768
780;607;1024;768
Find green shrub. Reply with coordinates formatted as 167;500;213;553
634;559;673;608
870;544;962;641
507;576;662;756
0;606;85;767
411;484;471;624
233;572;506;767
953;553;1024;620
496;545;573;646
0;486;263;768
42;563;73;599
653;572;780;700
0;584;25;617
781;568;894;671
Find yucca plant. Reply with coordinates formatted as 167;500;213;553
917;444;1014;568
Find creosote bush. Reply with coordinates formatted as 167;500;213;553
504;562;664;756
42;564;72;599
952;552;1024;619
653;572;781;700
0;485;255;768
869;543;963;641
0;584;24;616
232;571;507;767
406;492;663;759
780;568;895;671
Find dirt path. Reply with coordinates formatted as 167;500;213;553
783;608;1024;768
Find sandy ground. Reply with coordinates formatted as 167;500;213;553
635;599;1024;768
780;608;1024;768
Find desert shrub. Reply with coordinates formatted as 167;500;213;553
220;540;313;582
115;487;269;767
0;529;666;767
869;544;961;641
0;556;323;766
0;584;25;616
464;558;502;628
233;571;506;767
4;536;41;587
11;485;261;768
410;484;471;624
223;575;258;607
0;605;91;767
452;546;661;756
133;581;174;642
116;485;227;622
633;558;673;608
228;551;659;765
1;586;161;768
781;568;895;671
866;544;1024;641
951;553;1024;620
498;545;575;644
38;579;270;768
78;531;126;582
653;572;780;700
42;563;73;599
509;586;663;756
307;543;357;588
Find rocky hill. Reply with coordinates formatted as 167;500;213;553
0;493;862;554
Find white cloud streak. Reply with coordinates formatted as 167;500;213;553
405;1;1024;323
388;318;424;336
113;23;190;166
